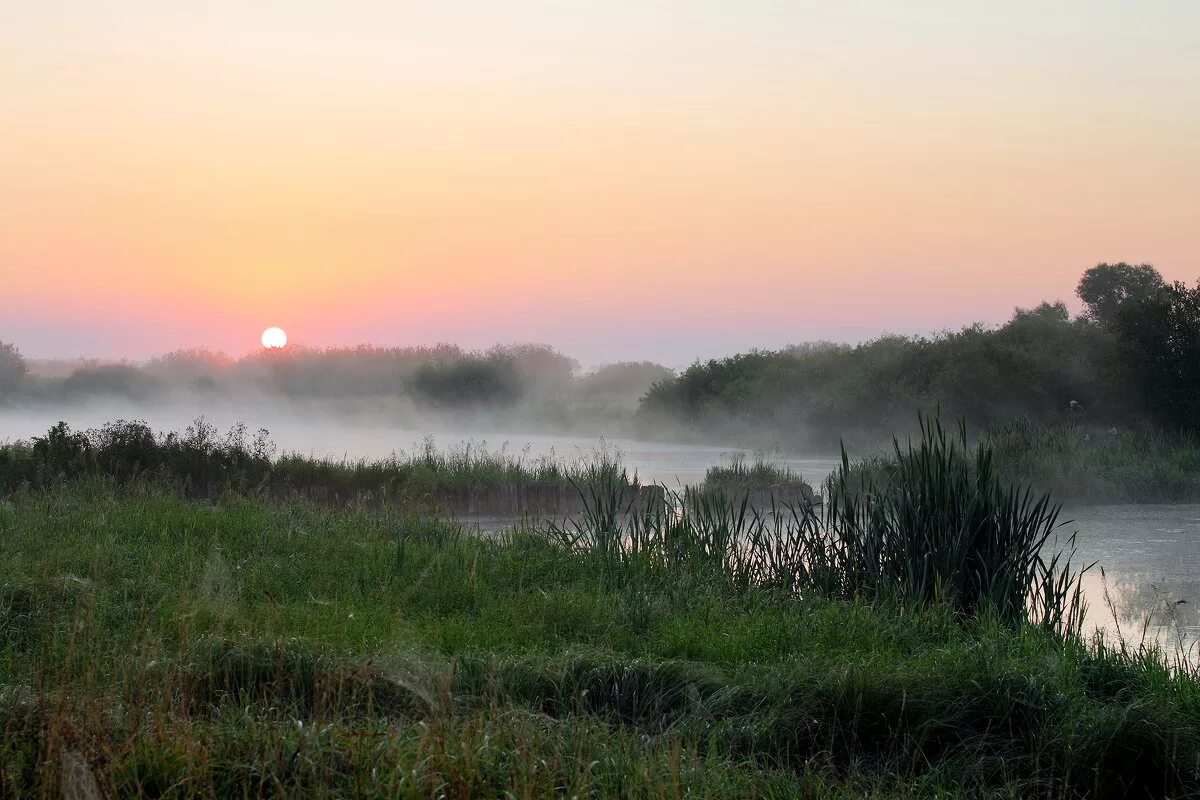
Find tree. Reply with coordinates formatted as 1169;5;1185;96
1009;301;1070;325
1076;263;1166;327
410;357;524;408
0;341;27;394
487;343;577;395
1110;280;1200;433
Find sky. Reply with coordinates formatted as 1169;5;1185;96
2;1;1197;366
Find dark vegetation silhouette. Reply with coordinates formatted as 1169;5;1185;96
2;263;1197;483
1107;275;1200;434
0;418;629;506
3;340;658;414
639;263;1200;446
0;341;27;396
411;355;525;409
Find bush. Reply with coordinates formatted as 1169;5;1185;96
59;364;159;399
0;341;27;396
639;304;1129;447
410;356;524;408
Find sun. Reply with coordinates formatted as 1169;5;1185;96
260;327;288;349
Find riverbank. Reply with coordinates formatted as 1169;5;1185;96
835;421;1200;506
4;424;1200;797
987;422;1200;503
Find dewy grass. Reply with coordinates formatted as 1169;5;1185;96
0;414;1193;798
0;482;1198;797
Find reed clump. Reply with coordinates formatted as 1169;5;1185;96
551;416;1086;631
699;452;816;502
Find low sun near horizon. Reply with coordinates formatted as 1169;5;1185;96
260;327;288;350
2;2;1196;363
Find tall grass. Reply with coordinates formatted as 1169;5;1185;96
0;419;630;501
1;481;1197;797
699;451;814;496
985;420;1200;503
549;416;1087;631
843;420;1200;504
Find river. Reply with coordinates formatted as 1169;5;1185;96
3;406;1195;653
1065;504;1200;657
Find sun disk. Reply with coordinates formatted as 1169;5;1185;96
261;327;288;349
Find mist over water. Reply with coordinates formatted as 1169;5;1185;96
0;401;841;488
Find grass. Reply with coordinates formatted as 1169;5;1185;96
0;419;629;503
985;421;1200;503
699;451;815;497
839;420;1200;505
1;484;1199;797
2;417;1199;797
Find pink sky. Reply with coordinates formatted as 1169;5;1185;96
2;2;1197;365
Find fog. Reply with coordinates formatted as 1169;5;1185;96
0;341;842;486
0;404;840;488
3;264;1191;486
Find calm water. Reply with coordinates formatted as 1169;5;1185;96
1064;505;1200;652
3;407;1195;649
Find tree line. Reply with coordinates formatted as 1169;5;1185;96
637;264;1200;446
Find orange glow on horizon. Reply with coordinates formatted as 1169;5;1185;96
2;3;1197;362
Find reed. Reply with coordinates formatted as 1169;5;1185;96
699;451;813;494
824;416;1088;630
549;416;1087;632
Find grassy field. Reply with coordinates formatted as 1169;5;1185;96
2;417;1200;796
3;422;1200;797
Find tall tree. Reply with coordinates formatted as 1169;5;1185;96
1076;262;1166;327
1111;281;1200;433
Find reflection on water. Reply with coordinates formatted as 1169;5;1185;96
1066;505;1200;658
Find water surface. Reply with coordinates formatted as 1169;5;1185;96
1065;504;1200;654
5;406;1195;652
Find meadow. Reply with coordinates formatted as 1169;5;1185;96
3;419;1199;798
